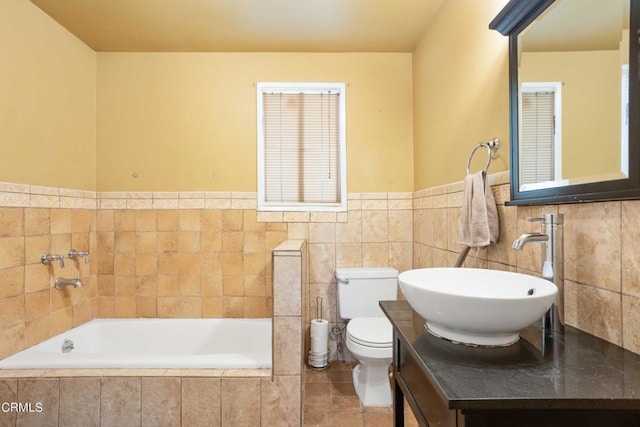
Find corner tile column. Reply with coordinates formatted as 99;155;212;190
269;239;307;426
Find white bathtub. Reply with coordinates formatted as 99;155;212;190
0;318;272;370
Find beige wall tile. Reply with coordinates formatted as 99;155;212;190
431;209;447;250
0;379;17;426
0;237;25;270
178;231;201;253
361;210;388;243
221;378;261;426
0;266;25;298
50;209;72;235
273;255;302;316
25;315;51;348
101;378;141;427
564;281;621;346
59;378;100;427
309;243;336;284
0;208;24;238
223;296;244;318
389;209;413;242
222;210;243;232
560;202;621;292
623;295;640;354
273;317;302;376
182;378;221;427
114;210;136;231
157;210;179;231
17;378;59;427
336;243;363;269
0;324;25;360
622;200;640;297
25;209;50;236
24;290;48;322
362;242;389;267
179;210;201;232
335;211;362;244
142;377;181;427
200;210;222;232
114;231;136;254
261;375;301;427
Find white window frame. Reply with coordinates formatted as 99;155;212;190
256;82;347;212
621;64;629;176
519;81;563;190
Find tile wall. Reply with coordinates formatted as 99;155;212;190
413;171;640;355
0;371;298;426
0;183;413;362
0;184;97;360
5;172;639;362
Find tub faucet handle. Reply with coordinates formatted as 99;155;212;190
41;253;65;268
68;249;90;264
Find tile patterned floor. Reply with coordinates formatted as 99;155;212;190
303;361;420;427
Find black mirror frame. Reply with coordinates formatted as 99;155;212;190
490;0;640;205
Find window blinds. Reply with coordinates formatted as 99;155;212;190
262;91;341;206
520;91;555;186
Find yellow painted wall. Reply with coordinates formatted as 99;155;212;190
97;53;414;192
521;50;622;180
0;0;96;190
412;0;510;190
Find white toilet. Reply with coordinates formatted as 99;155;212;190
335;267;398;406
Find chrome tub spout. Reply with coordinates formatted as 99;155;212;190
55;277;83;290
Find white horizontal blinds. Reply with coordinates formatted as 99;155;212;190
263;91;340;205
520;90;555;185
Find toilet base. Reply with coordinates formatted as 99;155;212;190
352;360;392;406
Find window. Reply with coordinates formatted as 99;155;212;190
520;82;562;188
257;83;346;211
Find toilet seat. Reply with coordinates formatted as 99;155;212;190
346;318;392;349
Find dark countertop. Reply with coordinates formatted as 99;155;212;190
381;300;640;411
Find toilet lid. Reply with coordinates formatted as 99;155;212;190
347;318;392;348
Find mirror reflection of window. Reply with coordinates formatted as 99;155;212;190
520;82;562;188
517;0;629;191
621;64;629;176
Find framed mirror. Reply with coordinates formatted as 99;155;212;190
490;0;640;205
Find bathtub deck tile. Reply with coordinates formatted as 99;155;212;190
0;369;47;378
163;368;225;377
42;369;108;377
101;368;168;377
222;368;272;378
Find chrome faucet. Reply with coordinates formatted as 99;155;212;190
512;214;564;332
41;253;65;268
54;277;83;290
68;249;90;264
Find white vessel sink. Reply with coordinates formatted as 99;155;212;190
398;268;557;347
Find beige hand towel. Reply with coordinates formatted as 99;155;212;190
458;171;499;247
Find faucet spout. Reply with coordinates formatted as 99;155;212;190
512;233;549;251
512;214;564;333
54;277;83;290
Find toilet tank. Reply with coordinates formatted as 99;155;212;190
335;267;398;319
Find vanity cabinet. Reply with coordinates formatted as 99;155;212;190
383;301;640;427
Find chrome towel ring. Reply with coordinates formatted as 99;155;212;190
466;138;500;175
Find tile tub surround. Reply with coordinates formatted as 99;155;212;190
0;205;97;361
0;182;414;363
0;370;299;427
413;171;640;356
